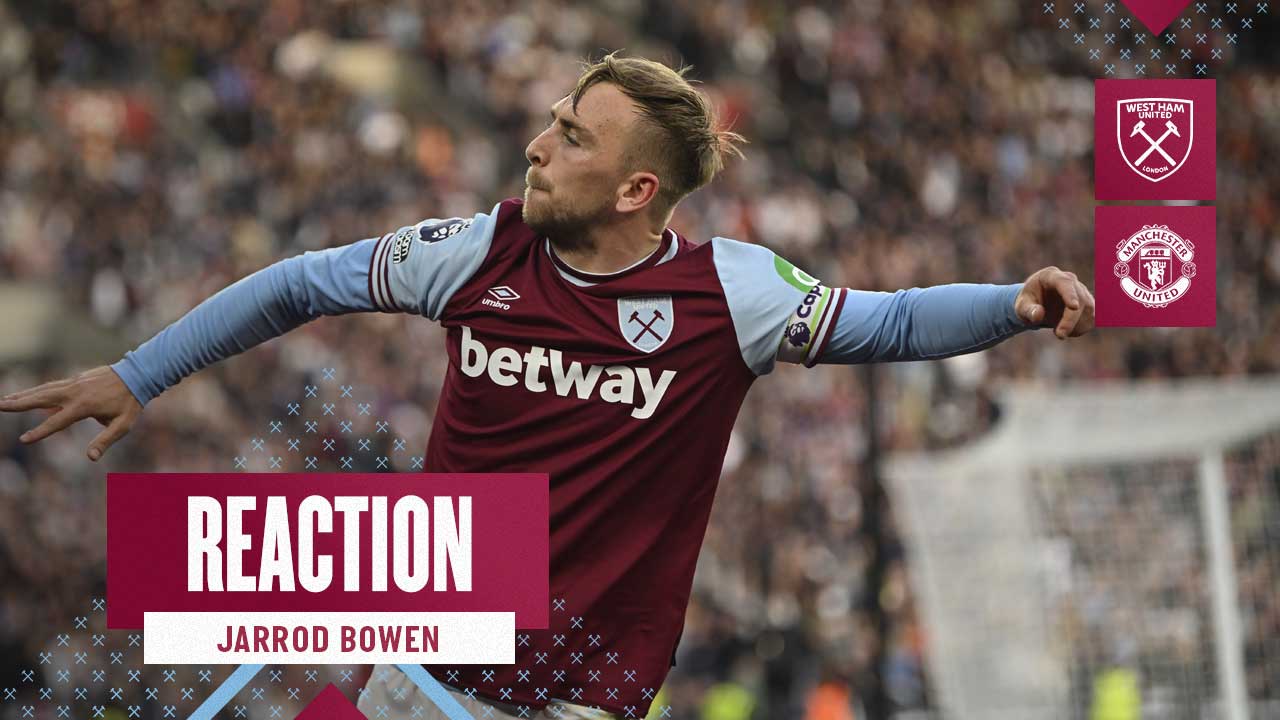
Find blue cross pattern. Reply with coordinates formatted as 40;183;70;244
0;597;353;718
1044;0;1262;76
403;594;677;717
228;367;416;474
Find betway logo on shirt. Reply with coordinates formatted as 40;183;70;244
459;326;676;419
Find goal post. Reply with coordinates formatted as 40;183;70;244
886;378;1280;720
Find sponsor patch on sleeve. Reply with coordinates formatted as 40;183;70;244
369;210;487;315
774;255;822;292
390;226;414;264
776;283;844;366
418;217;474;244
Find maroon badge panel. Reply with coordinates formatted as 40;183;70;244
1095;79;1216;201
1095;205;1216;327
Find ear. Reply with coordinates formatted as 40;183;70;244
615;171;660;215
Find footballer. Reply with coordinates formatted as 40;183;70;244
2;53;1094;719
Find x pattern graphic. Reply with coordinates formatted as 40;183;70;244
231;368;416;474
1045;0;1264;75
2;596;368;720
420;595;674;719
0;595;350;718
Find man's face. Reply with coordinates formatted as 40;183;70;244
523;82;641;240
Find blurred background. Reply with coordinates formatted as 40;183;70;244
1;0;1278;718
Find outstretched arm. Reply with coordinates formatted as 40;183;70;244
111;239;378;406
803;266;1094;365
1;209;497;460
0;240;378;460
812;283;1031;365
711;237;1095;375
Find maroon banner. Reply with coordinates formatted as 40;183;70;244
107;473;549;630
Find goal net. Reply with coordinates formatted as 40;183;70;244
887;379;1280;720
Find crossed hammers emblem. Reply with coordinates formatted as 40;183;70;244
1129;119;1181;167
628;309;666;343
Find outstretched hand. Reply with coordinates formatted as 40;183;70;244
0;366;142;462
1015;266;1096;340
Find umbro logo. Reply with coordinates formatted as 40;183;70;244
482;286;520;310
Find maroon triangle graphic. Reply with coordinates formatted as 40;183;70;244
296;684;368;720
1119;0;1193;34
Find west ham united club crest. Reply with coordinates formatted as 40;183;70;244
618;296;673;353
1094;80;1215;201
1113;225;1196;309
1117;98;1193;183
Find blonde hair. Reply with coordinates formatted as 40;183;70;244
570;51;746;214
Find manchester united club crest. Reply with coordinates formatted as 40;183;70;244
617;296;673;353
1117;98;1193;183
1095;205;1214;327
1113;224;1196;308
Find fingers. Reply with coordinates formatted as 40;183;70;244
1014;276;1046;326
88;416;132;462
1052;273;1099;339
5;367;141;458
1071;281;1096;337
1054;271;1083;339
1022;266;1096;339
0;380;71;412
4;380;77;444
1023;303;1045;326
1015;290;1045;326
19;407;82;445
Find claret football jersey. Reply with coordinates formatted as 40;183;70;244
368;198;833;715
113;194;1030;718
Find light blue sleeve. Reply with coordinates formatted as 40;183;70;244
711;237;812;375
712;236;1039;374
110;204;498;406
815;283;1038;365
370;204;498;318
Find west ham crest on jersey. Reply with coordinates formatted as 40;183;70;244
1117;98;1193;183
617;296;674;353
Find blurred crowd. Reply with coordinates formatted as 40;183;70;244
1;0;1277;718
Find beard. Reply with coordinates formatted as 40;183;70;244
521;185;613;250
